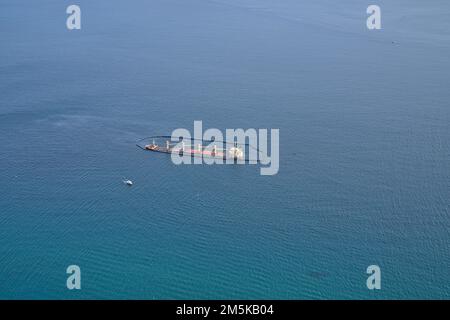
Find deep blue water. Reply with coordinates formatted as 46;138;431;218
0;0;449;299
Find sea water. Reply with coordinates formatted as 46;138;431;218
0;0;449;299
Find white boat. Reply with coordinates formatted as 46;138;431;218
123;179;133;186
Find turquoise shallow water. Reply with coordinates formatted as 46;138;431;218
0;0;449;299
